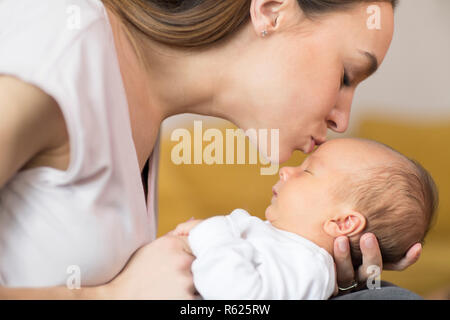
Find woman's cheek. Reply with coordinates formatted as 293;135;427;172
303;62;341;112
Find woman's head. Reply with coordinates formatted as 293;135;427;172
104;0;397;162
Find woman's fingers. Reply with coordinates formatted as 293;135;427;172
333;236;356;289
174;236;199;298
357;233;383;284
107;235;199;299
166;217;196;236
171;218;203;236
334;234;422;296
384;243;422;271
178;235;194;255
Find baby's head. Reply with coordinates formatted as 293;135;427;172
266;138;438;267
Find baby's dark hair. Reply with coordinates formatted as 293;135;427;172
334;140;439;268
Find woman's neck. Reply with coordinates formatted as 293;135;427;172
107;7;164;171
137;37;232;121
106;6;254;170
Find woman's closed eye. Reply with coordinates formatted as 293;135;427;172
341;69;351;87
304;169;314;175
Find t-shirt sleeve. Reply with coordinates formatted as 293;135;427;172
0;0;124;185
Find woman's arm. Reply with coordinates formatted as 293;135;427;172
0;75;68;187
0;234;198;300
0;76;198;299
0;285;103;300
0;76;93;298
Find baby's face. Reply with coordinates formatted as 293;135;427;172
265;138;400;237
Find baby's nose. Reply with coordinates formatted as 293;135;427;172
279;166;298;181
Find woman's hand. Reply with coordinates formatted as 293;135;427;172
332;233;422;295
103;234;199;299
170;218;204;237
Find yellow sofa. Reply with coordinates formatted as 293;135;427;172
156;116;450;298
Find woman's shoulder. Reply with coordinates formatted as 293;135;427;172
0;0;131;183
0;0;106;32
0;0;108;60
0;0;113;89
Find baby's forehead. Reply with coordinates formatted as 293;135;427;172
313;138;405;168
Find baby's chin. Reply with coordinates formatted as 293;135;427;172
264;205;276;223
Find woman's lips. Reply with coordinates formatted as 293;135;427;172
306;137;316;154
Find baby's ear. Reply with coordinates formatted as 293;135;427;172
323;211;366;237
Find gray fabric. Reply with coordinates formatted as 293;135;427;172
330;281;423;300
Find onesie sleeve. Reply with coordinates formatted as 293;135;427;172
188;209;252;258
188;209;271;299
188;209;337;300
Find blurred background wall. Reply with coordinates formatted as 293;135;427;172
156;0;450;299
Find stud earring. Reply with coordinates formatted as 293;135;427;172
261;30;268;37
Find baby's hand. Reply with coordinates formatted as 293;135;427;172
172;218;204;236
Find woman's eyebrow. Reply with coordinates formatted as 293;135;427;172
358;49;379;78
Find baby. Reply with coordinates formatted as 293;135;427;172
173;138;438;300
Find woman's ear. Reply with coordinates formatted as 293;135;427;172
323;211;366;238
250;0;295;36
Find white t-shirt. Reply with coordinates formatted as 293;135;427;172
0;0;159;287
188;209;337;300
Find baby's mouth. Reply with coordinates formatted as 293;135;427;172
272;187;278;197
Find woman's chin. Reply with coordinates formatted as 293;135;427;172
254;137;293;164
276;148;293;164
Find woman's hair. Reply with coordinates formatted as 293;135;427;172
102;0;399;53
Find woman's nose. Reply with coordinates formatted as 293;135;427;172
279;166;298;181
326;90;353;133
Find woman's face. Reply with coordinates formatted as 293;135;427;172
226;0;395;163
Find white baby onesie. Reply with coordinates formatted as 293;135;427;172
188;209;336;300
